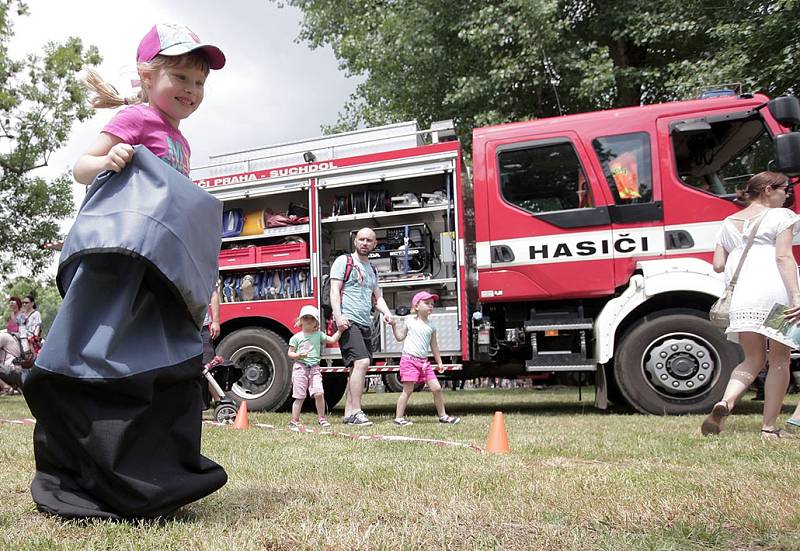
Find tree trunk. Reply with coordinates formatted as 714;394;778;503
607;38;646;107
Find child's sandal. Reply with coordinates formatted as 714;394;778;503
438;415;461;425
393;417;413;427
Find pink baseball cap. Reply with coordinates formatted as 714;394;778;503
137;23;226;70
412;291;439;306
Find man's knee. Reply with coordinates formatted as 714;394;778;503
352;358;370;372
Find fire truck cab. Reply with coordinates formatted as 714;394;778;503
192;93;800;414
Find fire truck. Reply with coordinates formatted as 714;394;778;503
191;93;800;414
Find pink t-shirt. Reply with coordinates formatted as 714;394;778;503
102;104;192;177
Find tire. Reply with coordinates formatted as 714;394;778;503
382;372;404;393
381;372;423;393
614;313;742;415
216;327;292;412
302;374;348;412
214;402;238;424
322;374;348;410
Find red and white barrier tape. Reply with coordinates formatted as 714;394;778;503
1;417;482;454
0;418;35;425
203;420;483;453
321;364;463;374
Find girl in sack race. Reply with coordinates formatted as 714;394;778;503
701;171;800;440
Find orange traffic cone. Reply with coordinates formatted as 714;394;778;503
232;400;250;430
485;411;510;454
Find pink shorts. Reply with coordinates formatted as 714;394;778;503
399;355;437;384
292;362;324;399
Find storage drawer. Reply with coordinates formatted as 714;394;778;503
256;242;309;263
219;247;256;267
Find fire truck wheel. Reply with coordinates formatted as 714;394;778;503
216;327;292;412
381;373;424;393
382;372;404;393
614;313;740;415
303;374;347;411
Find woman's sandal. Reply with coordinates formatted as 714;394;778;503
760;428;795;440
700;401;730;436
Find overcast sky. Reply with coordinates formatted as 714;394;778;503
7;0;356;277
10;3;355;205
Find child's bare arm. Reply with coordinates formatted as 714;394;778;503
430;331;444;371
325;329;343;344
390;318;408;341
287;345;305;360
73;133;134;185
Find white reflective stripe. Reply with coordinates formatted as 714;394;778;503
475;227;665;268
663;221;719;254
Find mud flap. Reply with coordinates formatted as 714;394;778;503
594;364;608;410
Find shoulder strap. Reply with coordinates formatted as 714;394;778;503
338;254;355;301
730;210;768;288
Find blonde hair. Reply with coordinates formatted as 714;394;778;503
294;315;320;330
84;51;211;109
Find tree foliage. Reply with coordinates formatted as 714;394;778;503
0;0;100;277
280;0;800;141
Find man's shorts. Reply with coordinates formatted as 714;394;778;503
339;323;373;367
399;355;437;384
292;362;324;399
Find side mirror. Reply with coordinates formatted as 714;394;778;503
775;133;800;175
768;96;800;128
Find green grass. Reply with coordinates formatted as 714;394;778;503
1;388;800;550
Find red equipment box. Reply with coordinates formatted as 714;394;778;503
256;242;309;264
219;247;256;267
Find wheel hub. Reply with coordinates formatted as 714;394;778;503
230;346;275;399
643;335;716;396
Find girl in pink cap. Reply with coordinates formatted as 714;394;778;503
73;23;226;183
388;291;460;426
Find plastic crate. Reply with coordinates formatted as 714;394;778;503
256;242;309;264
219;247;256;267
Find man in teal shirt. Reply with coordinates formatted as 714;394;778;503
330;227;394;426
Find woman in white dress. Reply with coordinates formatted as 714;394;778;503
701;171;800;439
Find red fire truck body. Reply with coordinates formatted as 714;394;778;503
192;93;800;414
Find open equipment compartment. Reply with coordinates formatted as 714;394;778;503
316;164;461;358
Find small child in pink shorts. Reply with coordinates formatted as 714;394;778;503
288;305;342;428
387;291;460;426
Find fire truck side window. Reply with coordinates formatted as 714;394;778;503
671;117;774;197
498;142;594;214
592;132;653;204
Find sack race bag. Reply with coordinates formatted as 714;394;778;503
709;211;766;329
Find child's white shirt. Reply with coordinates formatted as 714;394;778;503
401;316;435;358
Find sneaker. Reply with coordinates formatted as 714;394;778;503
318;417;331;428
393;417;413;427
346;410;373;427
288;420;304;430
439;415;461;425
